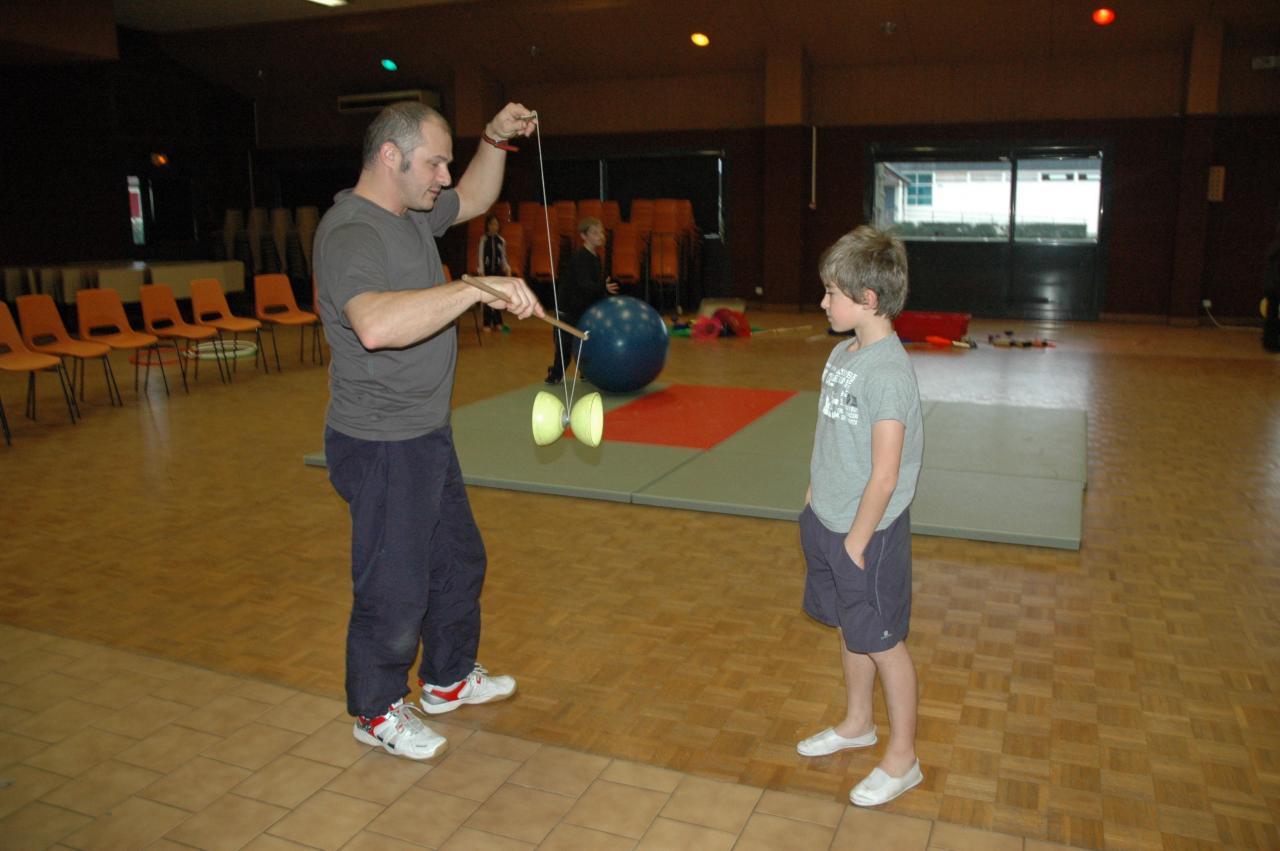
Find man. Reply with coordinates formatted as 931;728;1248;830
314;101;542;759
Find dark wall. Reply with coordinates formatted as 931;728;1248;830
1207;115;1280;317
252;115;1276;318
782;116;1279;319
5;32;1276;321
0;30;254;266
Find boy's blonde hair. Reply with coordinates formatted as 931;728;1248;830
577;216;603;235
819;225;909;318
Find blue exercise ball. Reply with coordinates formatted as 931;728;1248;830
577;296;669;393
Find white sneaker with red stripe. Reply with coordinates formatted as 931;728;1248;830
352;700;446;760
419;664;516;715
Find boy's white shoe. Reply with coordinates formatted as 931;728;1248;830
352;700;446;760
796;726;877;757
850;760;923;807
420;664;516;715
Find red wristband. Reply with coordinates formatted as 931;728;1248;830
482;132;518;152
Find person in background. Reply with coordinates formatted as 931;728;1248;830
477;213;510;332
545;216;618;384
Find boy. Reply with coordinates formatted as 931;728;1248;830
545;216;619;384
796;225;925;807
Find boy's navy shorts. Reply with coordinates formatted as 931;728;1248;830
800;505;912;654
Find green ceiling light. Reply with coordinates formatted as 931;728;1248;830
381;58;398;71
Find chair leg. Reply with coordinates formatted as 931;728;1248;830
208;337;229;384
218;337;233;381
25;371;36;420
311;323;325;364
0;393;10;445
268;324;282;371
252;329;267;373
74;357;85;402
56;362;78;424
102;356;122;406
171;339;190;393
224;332;236;376
142;344;170;397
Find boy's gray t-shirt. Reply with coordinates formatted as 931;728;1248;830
315;188;460;441
810;333;924;533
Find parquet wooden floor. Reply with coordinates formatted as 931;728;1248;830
1;311;1277;850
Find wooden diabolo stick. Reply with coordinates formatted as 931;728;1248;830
461;275;588;341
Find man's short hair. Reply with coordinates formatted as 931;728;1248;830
577;216;602;236
362;101;451;171
818;225;909;318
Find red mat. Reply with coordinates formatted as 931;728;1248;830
603;384;796;449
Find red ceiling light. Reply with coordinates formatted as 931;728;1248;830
1092;8;1116;26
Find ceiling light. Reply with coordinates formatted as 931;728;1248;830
1092;8;1115;25
380;58;398;71
691;33;710;47
305;0;348;7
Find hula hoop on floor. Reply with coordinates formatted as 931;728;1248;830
183;340;259;360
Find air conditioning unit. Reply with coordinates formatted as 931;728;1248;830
337;89;441;113
1251;55;1280;71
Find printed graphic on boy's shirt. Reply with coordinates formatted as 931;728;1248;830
821;365;860;425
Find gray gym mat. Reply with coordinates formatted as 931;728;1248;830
305;387;1087;550
910;469;1085;550
923;402;1088;484
454;415;699;502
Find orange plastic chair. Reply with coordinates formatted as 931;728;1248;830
609;222;642;293
520;203;554;253
630;199;654;252
649;232;682;315
16;293;122;407
553;201;577;251
601;201;622;234
0;302;78;432
190;278;266;377
76;287;168;396
517;200;542;227
141;283;228;392
529;236;560;289
254;274;319;371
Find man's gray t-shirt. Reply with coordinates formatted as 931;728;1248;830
809;334;923;532
315;188;460;441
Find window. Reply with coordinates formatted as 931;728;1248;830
873;152;1100;243
1014;156;1101;242
904;172;933;206
874;161;1010;240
